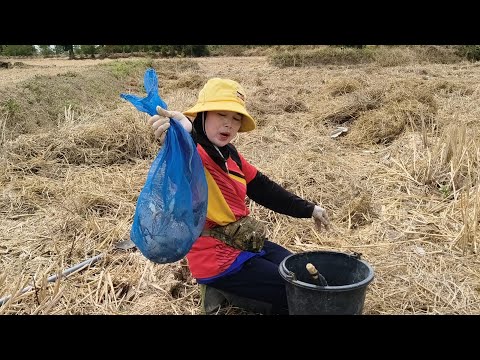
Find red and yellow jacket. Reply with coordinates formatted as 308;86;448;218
186;142;316;280
186;144;258;279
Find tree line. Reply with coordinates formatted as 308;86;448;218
3;45;480;62
0;45;210;58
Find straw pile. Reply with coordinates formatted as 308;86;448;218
1;53;480;314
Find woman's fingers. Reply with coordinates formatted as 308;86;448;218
148;114;160;126
154;121;170;139
158;130;167;144
156;106;172;118
151;117;169;131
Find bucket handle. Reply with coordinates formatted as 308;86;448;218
351;251;362;259
283;269;297;281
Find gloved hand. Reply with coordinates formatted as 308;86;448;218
312;205;330;231
148;105;193;144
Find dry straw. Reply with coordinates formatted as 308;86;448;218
1;51;480;314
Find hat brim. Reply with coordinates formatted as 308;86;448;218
183;101;256;132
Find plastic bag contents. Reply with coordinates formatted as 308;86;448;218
121;68;208;264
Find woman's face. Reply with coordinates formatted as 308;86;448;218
204;111;242;147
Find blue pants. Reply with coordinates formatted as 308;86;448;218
208;240;292;315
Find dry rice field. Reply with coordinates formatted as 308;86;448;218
1;53;480;315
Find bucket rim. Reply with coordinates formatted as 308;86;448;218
278;250;375;291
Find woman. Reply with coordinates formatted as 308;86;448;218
148;78;329;314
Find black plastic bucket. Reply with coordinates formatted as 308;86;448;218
278;251;374;315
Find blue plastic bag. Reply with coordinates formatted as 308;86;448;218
120;68;168;116
121;68;208;264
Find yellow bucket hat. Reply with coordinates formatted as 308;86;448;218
183;78;256;132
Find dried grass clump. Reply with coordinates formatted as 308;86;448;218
409;124;480;193
351;108;405;145
338;191;375;229
410;45;463;64
151;60;203;93
386;80;438;115
208;45;253;57
348;99;436;146
153;58;200;73
323;87;385;125
395;99;437;131
242;46;276;57
452;186;480;254
341;79;438;145
102;59;155;80
70;193;125;218
0;249;150;314
165;73;207;91
268;47;375;68
269;46;465;69
326;77;364;96
248;87;306;122
374;124;480;255
372;46;416;67
0;69;131;141
282;97;308;113
12;62;33;69
431;80;474;96
4;111;157;167
1;175;60;217
4;133;56;162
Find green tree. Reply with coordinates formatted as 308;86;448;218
183;45;209;57
38;45;54;57
456;45;480;62
63;45;75;59
79;45;98;58
2;45;36;56
53;45;65;55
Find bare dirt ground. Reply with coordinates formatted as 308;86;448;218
1;55;480;315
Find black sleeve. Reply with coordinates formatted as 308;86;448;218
247;171;316;218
